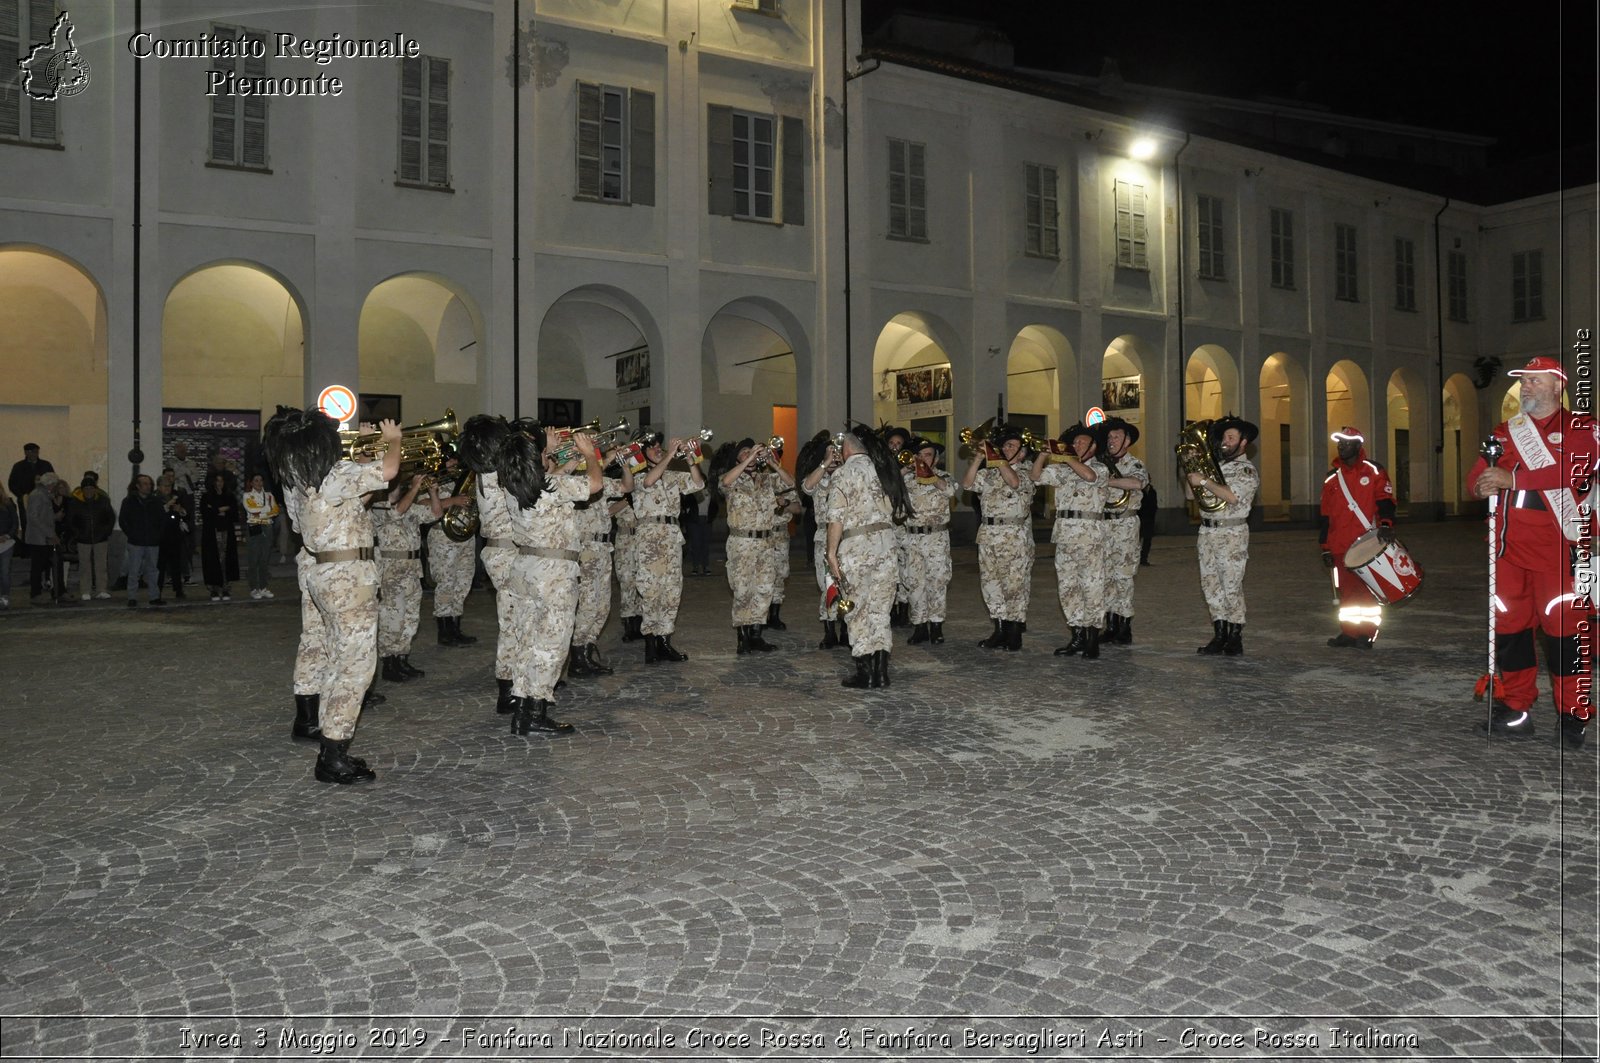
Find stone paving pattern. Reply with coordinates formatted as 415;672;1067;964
1;523;1596;1059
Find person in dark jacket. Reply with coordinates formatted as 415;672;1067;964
119;475;167;606
199;472;241;601
0;482;17;607
155;473;193;600
67;472;116;600
8;443;54;557
25;472;62;603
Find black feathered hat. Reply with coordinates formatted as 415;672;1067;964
1060;422;1097;447
910;436;945;456
880;423;913;450
1208;413;1259;446
992;423;1025;447
1100;415;1140;447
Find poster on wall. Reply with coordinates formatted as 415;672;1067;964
538;398;583;428
1101;375;1142;419
615;347;651;401
895;365;954;420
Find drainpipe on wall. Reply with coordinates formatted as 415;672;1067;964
130;0;144;473
840;11;879;422
1171;132;1191;434
1432;195;1450;521
511;0;522;419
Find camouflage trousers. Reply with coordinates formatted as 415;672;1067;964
508;554;579;701
428;527;475;617
1198;526;1250;624
977;525;1034;622
726;533;775;627
377;560;422;655
1052;520;1105;628
769;526;790;603
571;548;613;645
812;530;839;621
293;558;378;741
904;529;951;624
1103;515;1140;618
840;527;897;655
895;525;910;605
482;544;521;681
635;524;685;636
614;529;641;618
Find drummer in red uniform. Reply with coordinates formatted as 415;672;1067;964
1467;356;1598;749
1319;426;1397;648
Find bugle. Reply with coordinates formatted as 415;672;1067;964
340;409;458;479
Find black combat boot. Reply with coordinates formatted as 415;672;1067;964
1222;622;1244;656
1004;619;1023;652
745;625;776;652
567;644;594;678
1082;624;1100;660
871;649;891;688
1114;615;1133;645
841;654;872;688
766;603;787;630
495;677;515;715
530;699;575;735
436;616;458;646
908;622;929;645
978;618;1006;649
584;643;613;676
929;621;944;644
1562;714;1588;749
509;696;532;735
1055;627;1083;657
381;655;408;682
450;617;477;645
1197;620;1226;655
1484;702;1535;737
362;684;386;708
644;634;660;664
619;616;640;642
837;619;852;649
658;634;688;662
819;620;840;649
395;655;425;679
736;626;751;655
314;738;376;785
292;694;321;743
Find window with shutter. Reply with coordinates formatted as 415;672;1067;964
1114;180;1147;270
576;82;655;206
1393;237;1416;311
731;109;775;221
397;55;449;188
888;138;926;240
780;115;803;226
208;24;268;169
629;89;655;207
1511;249;1543;322
707;104;734;217
1024;163;1058;259
0;2;19;139
1334;223;1359;301
1446;251;1468;322
1270;208;1295;289
3;0;62;144
1196;194;1224;279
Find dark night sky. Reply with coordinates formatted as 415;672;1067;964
859;0;1597;166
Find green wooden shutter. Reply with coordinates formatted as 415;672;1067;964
629;89;655;206
707;104;734;217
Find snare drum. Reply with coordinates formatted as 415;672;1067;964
1342;529;1423;605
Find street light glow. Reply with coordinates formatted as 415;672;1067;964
1129;136;1158;160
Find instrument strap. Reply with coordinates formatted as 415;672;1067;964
1507;413;1584;542
1334;465;1374;534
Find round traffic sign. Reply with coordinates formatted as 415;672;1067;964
1085;406;1106;426
317;385;357;424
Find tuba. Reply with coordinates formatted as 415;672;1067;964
340;409;458;479
1102;455;1131;511
1175;420;1228;514
440;470;479;542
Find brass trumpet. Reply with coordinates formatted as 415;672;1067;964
340;409;458;479
957;417;994;459
551;417;631;469
677;427;714;463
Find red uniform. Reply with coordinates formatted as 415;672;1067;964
1319;446;1395;643
1464;406;1597;725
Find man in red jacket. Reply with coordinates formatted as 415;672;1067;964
1467;356;1598;749
1319;426;1396;648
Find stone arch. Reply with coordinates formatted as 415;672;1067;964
1102;334;1156;462
701;296;812;466
1185;343;1238;424
1442;372;1479;514
1385;367;1429;509
1006;325;1073;446
1258;352;1307;520
1325;359;1371;466
872;311;962;454
359;272;485;423
0;244;109;483
536;285;666;432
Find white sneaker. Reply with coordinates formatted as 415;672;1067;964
261;589;274;599
211;593;221;602
81;593;91;601
0;597;9;608
250;589;262;600
95;592;110;600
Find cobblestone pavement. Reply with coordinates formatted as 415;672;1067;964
1;522;1595;1060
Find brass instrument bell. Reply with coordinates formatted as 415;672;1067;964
340;409;459;479
1175;419;1228;514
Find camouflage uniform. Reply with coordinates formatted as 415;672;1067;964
803;472;839;621
1101;454;1148;620
971;462;1036;622
724;471;778;628
1198;457;1259;623
613;499;641;620
902;467;956;624
831;454;896;655
477;471;522;684
769;491;796;608
571;477;622;646
1037;459;1108;628
371;499;428;656
284;460;386;741
633;471;703;636
505;476;592;700
427;483;475;619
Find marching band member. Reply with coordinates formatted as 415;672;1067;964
1031;424;1106;659
902;437;955;645
460;414;517;717
568;448;632;679
632;432;706;663
826;426;910;688
1099;416;1149;645
500;424;602;735
1466;356;1598;748
1319;425;1395;649
426;451;479;647
265;408;400;786
798;431;849;650
881;424;914;628
372;473;441;683
613;486;642;644
767;484;800;631
714;439;792;654
1190;414;1260;656
962;424;1035;652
